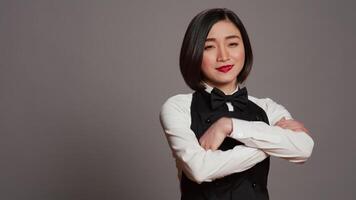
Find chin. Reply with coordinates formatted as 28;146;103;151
203;72;239;87
211;78;237;86
216;75;237;83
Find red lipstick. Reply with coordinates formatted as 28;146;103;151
216;65;233;73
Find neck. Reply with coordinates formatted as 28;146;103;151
216;85;237;95
205;80;238;95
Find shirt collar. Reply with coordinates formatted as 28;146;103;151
202;81;239;95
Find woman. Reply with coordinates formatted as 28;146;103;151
159;8;314;200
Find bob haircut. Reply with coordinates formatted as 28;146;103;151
179;8;253;91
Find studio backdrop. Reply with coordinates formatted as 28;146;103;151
1;0;355;199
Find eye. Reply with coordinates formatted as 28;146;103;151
229;43;239;47
204;45;214;50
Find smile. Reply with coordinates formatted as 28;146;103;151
216;65;234;73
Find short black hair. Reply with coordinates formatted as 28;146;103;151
179;8;253;91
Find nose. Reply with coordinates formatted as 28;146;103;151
217;45;230;62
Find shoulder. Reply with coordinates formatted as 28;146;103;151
248;95;293;125
160;93;193;116
248;95;277;111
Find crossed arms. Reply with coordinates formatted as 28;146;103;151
159;95;314;184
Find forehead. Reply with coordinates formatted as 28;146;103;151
206;20;241;38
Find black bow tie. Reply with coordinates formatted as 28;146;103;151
210;87;248;111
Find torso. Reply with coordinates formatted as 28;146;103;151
180;90;271;200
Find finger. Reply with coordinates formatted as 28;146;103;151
279;125;288;129
291;128;304;132
302;127;310;134
275;117;287;123
288;121;308;133
199;139;206;147
292;127;309;134
208;144;215;150
203;145;210;151
288;120;305;128
287;125;306;131
275;120;287;126
275;117;287;125
280;117;286;121
279;121;304;128
275;121;284;126
281;124;305;131
211;144;219;151
278;123;289;129
277;120;310;133
276;124;286;129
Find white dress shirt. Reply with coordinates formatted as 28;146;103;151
159;83;314;184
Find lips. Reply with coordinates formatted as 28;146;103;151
216;65;234;73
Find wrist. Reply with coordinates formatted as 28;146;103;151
223;117;233;136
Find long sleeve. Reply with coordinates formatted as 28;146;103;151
159;94;268;184
229;97;314;163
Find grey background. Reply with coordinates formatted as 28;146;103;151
1;0;355;199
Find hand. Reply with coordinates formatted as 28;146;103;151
199;117;232;151
275;117;310;134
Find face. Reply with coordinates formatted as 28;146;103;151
201;20;245;91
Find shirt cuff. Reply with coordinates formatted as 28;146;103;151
229;118;255;139
228;118;281;145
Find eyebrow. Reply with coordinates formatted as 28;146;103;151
205;35;241;42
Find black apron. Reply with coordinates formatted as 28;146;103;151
180;89;271;200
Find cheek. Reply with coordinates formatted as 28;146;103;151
201;52;215;69
239;52;245;64
232;49;245;61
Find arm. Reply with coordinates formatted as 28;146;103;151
229;98;314;163
159;95;268;184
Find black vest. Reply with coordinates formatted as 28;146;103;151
180;90;270;200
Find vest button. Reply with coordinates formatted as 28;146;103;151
205;118;211;124
252;183;257;188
